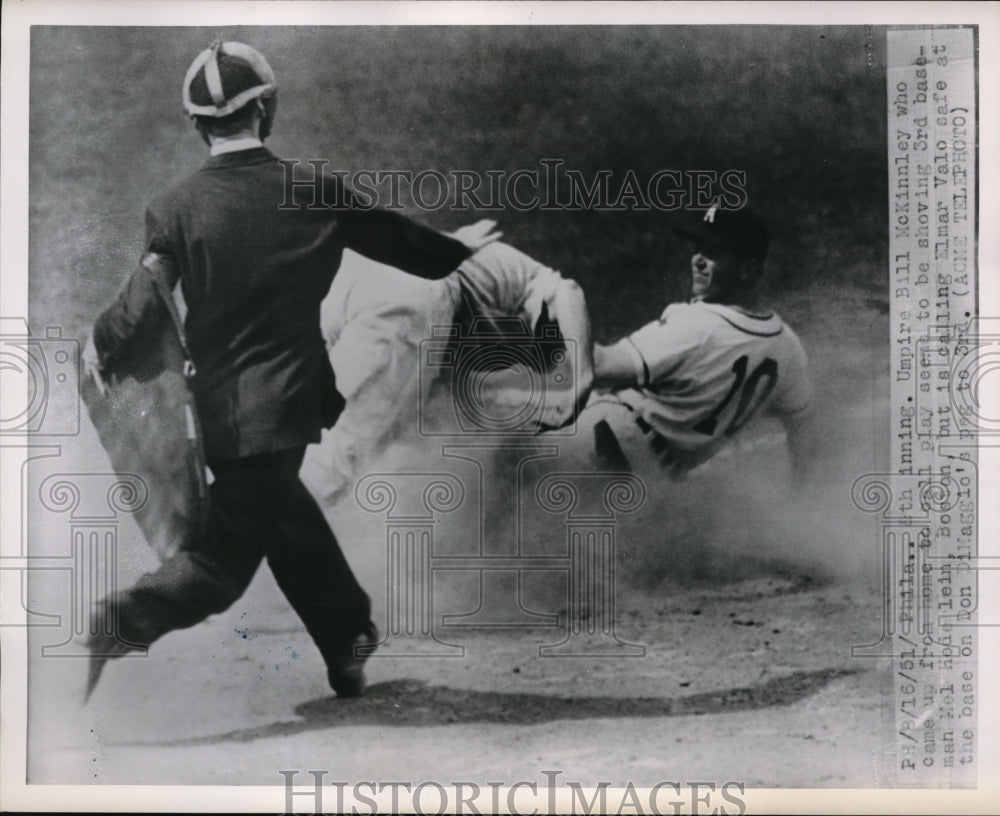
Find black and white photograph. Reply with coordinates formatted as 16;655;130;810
1;2;997;813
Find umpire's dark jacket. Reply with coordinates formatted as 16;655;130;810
94;147;469;465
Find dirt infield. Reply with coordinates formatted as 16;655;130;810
32;563;883;786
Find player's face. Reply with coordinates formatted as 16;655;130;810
690;248;746;300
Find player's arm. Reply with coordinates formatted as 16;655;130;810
550;277;594;406
491;255;595;428
593;338;646;389
593;308;697;392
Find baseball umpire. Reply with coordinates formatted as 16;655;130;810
80;40;494;700
578;205;817;482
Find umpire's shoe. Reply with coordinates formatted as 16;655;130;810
82;603;146;703
327;621;379;698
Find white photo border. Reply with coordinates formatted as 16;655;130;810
2;2;998;813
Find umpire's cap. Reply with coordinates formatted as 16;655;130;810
182;40;276;119
677;204;769;264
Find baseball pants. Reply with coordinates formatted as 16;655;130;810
559;393;714;481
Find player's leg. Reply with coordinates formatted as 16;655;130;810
261;447;375;695
455;239;540;283
303;282;453;502
304;311;421;501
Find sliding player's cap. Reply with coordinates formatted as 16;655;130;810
677;204;769;264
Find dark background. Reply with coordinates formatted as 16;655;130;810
29;25;888;342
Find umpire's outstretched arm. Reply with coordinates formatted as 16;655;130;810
339;205;470;280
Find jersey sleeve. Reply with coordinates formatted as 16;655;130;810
521;266;564;328
768;331;812;416
461;243;554;310
620;304;707;386
454;242;566;334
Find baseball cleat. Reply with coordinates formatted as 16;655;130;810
327;621;379;699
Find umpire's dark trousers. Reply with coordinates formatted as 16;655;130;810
112;446;371;669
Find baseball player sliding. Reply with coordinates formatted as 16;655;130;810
575;205;817;483
303;236;594;502
308;207;813;503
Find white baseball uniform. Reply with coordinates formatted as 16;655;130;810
302;243;580;501
301;251;450;500
439;241;567;337
581;299;811;479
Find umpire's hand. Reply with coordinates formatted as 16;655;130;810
449;219;503;252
